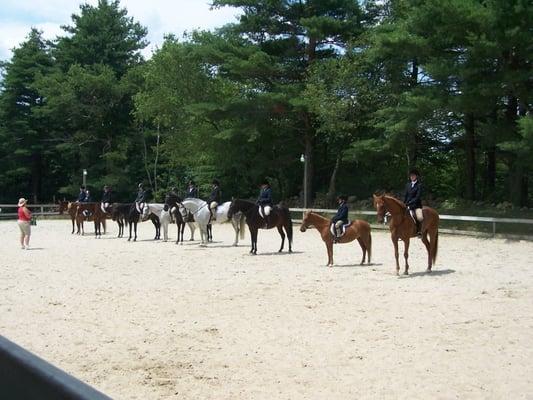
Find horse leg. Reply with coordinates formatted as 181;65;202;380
421;232;431;271
71;217;75;234
134;222;137;241
277;226;285;252
326;240;334;267
128;220;132;241
392;236;400;275
232;220;238;246
403;238;410;275
357;237;366;265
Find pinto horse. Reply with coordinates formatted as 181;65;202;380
228;199;292;255
300;211;372;267
373;194;439;275
126;203;161;241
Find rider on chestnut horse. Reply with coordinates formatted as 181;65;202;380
101;185;112;213
331;195;349;243
404;169;423;235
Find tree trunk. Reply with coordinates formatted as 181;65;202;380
484;146;496;198
464;113;476;200
31;152;42;203
326;154;341;207
303;133;314;208
153;124;161;195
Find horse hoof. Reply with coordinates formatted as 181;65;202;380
403;271;409;275
426;268;432;273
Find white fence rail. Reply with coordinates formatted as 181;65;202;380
289;207;533;238
0;204;59;218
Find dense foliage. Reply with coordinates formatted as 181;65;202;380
0;0;531;208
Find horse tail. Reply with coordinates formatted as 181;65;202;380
239;215;246;240
432;229;439;265
285;209;293;245
368;229;372;264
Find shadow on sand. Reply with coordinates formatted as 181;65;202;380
400;268;456;278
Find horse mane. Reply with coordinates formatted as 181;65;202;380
384;195;406;210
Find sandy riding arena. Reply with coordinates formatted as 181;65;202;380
1;220;533;399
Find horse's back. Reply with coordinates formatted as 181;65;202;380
351;219;371;233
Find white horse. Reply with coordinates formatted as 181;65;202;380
142;203;195;242
181;198;245;246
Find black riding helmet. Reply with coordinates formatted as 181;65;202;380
138;183;144;189
337;194;348;202
261;179;270;186
212;179;220;185
409;168;420;177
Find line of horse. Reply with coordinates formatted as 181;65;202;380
58;194;440;275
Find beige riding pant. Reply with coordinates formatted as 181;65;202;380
18;220;31;236
210;202;218;210
334;220;343;229
411;208;424;222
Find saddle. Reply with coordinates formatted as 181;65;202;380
330;221;351;238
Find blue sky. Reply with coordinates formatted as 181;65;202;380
0;0;241;61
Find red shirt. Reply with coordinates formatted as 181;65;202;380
18;207;31;222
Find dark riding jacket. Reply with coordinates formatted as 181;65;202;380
186;186;198;198
257;187;273;206
135;189;146;203
101;190;112;203
331;202;349;224
77;191;87;202
208;186;221;203
404;181;423;210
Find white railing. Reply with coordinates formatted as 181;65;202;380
289;207;533;238
0;204;60;218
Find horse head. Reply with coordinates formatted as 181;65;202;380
141;204;151;221
373;194;386;223
300;210;312;232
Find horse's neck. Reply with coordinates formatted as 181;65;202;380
384;197;407;222
184;199;205;212
308;213;329;229
238;201;255;213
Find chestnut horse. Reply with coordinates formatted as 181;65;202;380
300;211;372;267
373;194;439;275
59;201;77;234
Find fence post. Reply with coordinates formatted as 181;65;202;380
492;221;496;237
40;206;44;215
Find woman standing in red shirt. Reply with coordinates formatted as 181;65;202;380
17;198;32;249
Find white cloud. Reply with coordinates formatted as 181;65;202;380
0;0;240;60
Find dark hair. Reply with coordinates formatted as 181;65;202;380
409;168;420;177
262;179;270;186
212;179;219;185
189;180;195;185
80;186;86;190
338;194;348;201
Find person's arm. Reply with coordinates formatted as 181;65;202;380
413;183;422;205
23;207;31;218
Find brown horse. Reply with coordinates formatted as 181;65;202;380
300;211;372;267
59;201;77;234
373;194;439;275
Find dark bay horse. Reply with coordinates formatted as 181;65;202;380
126;203;160;241
300;211;372;267
165;194;187;244
228;199;292;255
111;203;131;238
373;194;439;275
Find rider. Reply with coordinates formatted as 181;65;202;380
257;179;273;227
101;185;112;213
331;195;349;243
135;183;147;213
404;168;423;235
186;180;198;198
77;186;88;202
207;179;221;222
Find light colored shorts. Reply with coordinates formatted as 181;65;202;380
18;220;31;236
